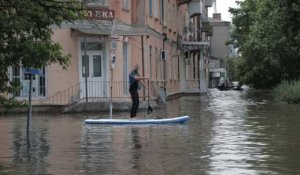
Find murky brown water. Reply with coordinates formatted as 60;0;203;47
1;88;300;175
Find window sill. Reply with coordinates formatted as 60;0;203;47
15;96;46;100
122;8;130;12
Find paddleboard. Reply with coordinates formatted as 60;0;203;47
85;116;190;125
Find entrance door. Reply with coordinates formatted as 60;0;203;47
80;51;105;99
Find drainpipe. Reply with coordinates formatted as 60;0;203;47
163;33;167;88
141;35;146;100
199;1;207;94
141;36;145;78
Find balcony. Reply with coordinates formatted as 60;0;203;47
177;0;192;6
205;0;213;7
188;0;202;17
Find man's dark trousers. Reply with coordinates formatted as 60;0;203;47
129;89;139;118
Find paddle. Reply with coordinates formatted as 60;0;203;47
147;79;153;114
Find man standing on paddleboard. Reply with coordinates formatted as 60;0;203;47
128;64;148;119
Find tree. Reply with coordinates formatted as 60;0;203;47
229;0;300;88
0;0;84;111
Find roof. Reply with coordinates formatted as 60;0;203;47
208;17;231;25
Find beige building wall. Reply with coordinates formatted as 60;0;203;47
22;0;195;104
210;21;230;63
49;28;79;96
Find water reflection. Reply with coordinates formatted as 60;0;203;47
130;127;142;170
5;116;49;175
80;124;191;175
1;89;300;174
205;90;270;174
80;126;115;174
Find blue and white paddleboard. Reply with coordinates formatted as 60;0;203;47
85;116;190;125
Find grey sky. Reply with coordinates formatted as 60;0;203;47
208;0;240;22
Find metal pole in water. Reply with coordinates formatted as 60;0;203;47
84;37;88;102
110;68;113;119
27;72;32;148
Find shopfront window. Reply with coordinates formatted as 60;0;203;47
10;66;47;98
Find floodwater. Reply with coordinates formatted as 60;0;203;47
1;88;300;175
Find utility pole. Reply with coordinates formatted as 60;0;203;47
27;71;32;148
214;0;217;14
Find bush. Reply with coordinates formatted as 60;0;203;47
0;95;27;114
273;81;300;104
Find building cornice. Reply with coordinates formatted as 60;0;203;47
51;20;165;40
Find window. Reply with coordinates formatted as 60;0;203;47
39;67;46;97
93;55;102;77
149;46;152;80
86;0;108;6
177;56;180;79
155;47;158;80
163;0;168;25
10;66;47;98
82;55;89;77
81;42;102;51
193;54;196;79
153;0;158;18
160;0;164;21
123;0;130;11
149;0;153;17
123;42;129;95
12;66;21;97
160;53;164;80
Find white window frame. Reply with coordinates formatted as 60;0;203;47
122;0;130;11
123;42;129;95
9;66;47;99
153;0;159;19
86;0;108;7
149;0;153;17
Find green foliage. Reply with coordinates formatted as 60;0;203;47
225;56;239;81
0;0;85;108
273;80;300;104
0;95;27;114
229;0;300;89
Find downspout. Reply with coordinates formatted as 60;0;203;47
141;36;145;78
141;35;146;100
162;0;166;88
163;33;167;88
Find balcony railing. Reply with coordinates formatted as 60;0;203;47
36;79;200;106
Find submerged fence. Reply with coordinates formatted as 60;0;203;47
37;79;200;106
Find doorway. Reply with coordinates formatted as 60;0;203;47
79;39;107;99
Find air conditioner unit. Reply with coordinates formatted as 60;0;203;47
160;50;168;60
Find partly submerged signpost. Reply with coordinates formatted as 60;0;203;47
24;68;40;147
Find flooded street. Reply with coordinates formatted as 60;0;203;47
1;88;300;175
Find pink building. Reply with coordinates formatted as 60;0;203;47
8;0;212;108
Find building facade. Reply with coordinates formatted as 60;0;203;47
208;13;232;88
8;0;213;106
